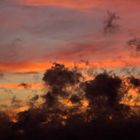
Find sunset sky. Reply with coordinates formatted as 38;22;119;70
0;0;140;108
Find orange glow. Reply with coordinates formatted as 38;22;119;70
0;58;140;72
81;99;89;107
24;0;99;9
122;87;140;106
0;83;43;90
23;0;140;11
121;78;140;107
13;106;29;113
59;99;74;107
6;106;29;123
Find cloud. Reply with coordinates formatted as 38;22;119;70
0;5;102;66
0;72;4;79
24;0;140;11
0;0;19;5
127;37;140;51
0;0;140;71
0;39;23;64
23;0;100;9
18;83;31;89
103;11;120;34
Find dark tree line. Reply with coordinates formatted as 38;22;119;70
0;63;140;140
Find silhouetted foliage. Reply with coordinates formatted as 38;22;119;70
42;63;82;109
42;92;57;107
129;76;140;87
70;95;81;103
0;112;12;140
82;72;133;121
0;63;139;140
43;63;82;90
84;73;122;106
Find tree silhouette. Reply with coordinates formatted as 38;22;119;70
42;63;82;105
83;72;131;120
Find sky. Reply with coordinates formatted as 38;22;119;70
0;0;140;109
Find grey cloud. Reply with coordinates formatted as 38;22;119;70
0;5;102;41
0;4;103;64
0;0;19;5
54;38;126;61
0;39;22;64
0;1;140;65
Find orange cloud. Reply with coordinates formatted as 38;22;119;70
0;57;140;72
0;82;43;90
24;0;140;10
24;0;100;9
